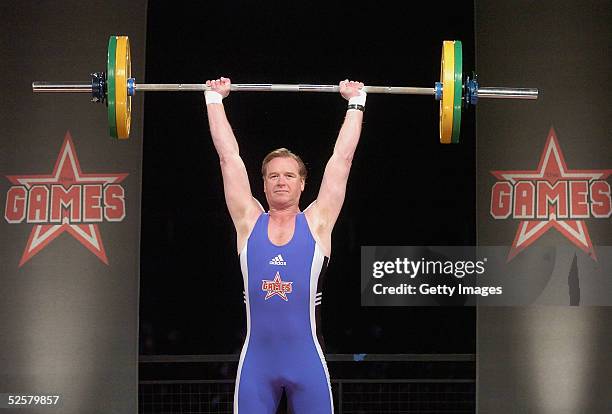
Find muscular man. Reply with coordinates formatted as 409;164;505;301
204;77;365;413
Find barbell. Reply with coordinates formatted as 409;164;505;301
32;35;538;143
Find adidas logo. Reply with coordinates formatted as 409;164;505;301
269;254;286;266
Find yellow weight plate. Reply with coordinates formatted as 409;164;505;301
439;41;455;144
114;36;131;139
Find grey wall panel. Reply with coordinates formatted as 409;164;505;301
476;1;612;413
0;1;146;413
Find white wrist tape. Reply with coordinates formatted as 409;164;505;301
348;89;367;107
205;90;224;105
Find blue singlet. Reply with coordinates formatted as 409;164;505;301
234;212;332;413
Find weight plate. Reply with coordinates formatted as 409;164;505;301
439;41;455;144
107;36;117;138
451;40;462;144
115;36;131;139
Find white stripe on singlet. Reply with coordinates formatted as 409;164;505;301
308;243;334;413
234;243;251;413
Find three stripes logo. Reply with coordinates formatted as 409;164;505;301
269;254;286;266
315;292;322;306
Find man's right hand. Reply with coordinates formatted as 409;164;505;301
206;77;231;98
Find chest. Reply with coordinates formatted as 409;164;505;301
267;218;296;246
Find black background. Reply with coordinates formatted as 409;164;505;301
140;1;476;356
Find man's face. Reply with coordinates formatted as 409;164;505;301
263;157;305;209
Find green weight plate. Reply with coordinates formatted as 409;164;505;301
107;36;117;139
451;40;462;144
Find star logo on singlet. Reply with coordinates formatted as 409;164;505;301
261;272;293;301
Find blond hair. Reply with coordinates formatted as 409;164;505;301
261;148;307;179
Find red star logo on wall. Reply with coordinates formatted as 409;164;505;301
491;127;612;261
6;132;128;266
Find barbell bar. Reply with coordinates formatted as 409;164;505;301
32;36;538;142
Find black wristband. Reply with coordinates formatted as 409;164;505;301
347;103;365;112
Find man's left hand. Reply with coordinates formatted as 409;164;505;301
339;80;365;100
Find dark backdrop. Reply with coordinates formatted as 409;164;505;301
140;1;476;356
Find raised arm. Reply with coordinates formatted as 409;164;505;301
307;80;365;238
204;78;263;249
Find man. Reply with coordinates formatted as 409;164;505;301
204;77;365;413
